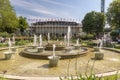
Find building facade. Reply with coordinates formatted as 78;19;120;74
29;21;82;37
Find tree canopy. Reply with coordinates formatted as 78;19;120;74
82;11;105;36
0;0;18;33
106;0;120;29
18;16;28;35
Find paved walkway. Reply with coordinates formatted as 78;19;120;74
0;70;119;80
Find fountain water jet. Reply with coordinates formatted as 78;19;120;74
8;38;12;52
37;34;44;53
48;33;50;42
48;44;61;67
74;38;81;49
94;38;104;60
39;34;42;47
11;36;17;52
64;26;74;53
4;38;15;60
31;34;37;49
67;26;71;47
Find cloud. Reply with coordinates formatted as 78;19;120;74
41;0;75;8
10;0;57;16
10;0;76;19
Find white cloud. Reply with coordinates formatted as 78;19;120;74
42;0;75;8
10;0;57;16
10;0;76;19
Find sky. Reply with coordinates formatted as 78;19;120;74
10;0;112;23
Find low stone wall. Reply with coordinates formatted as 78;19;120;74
21;47;88;59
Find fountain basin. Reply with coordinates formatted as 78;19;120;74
48;56;61;67
64;47;74;52
20;47;88;59
94;47;100;52
11;47;17;52
30;45;38;49
45;46;65;51
94;52;104;60
37;47;44;53
4;52;14;60
74;45;81;49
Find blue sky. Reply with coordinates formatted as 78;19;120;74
10;0;112;23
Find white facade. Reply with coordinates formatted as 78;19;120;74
29;21;82;37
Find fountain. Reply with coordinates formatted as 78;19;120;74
4;38;14;60
12;36;15;45
32;34;37;48
67;26;71;47
21;33;87;59
74;38;81;49
65;26;74;52
48;33;50;42
48;44;61;67
94;39;101;52
11;36;17;52
94;38;104;60
37;34;44;53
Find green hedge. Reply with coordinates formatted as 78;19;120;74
15;40;29;46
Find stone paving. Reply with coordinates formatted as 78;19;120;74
0;47;120;80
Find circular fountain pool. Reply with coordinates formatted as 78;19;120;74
21;47;88;59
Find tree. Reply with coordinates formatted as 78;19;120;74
18;16;28;35
106;0;120;29
0;0;18;33
82;11;105;37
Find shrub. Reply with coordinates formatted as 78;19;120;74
110;31;119;41
0;32;11;37
15;40;29;46
0;43;8;47
86;34;94;39
115;44;120;49
87;40;96;47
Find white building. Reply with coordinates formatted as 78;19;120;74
29;21;82;37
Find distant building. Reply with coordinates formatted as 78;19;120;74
29;21;82;37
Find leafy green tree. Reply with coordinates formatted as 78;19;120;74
82;11;105;37
18;16;28;35
106;0;120;29
0;0;18;33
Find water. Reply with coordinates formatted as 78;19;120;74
53;44;56;56
39;34;42;47
48;33;50;42
99;38;103;51
12;36;15;45
8;38;12;52
76;38;79;46
67;26;71;46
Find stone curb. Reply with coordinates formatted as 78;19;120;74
0;70;119;80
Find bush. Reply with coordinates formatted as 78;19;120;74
110;31;119;41
0;43;8;47
86;34;94;39
87;40;96;47
15;40;29;46
115;44;120;49
0;32;11;37
79;34;95;40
